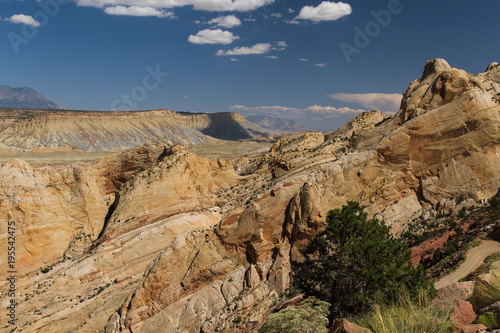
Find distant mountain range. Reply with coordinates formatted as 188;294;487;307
0;85;65;109
245;115;309;132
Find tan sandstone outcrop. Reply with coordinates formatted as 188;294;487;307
1;59;500;332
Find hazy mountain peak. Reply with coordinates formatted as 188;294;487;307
0;85;65;110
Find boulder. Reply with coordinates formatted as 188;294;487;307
460;324;488;333
330;318;372;333
450;300;477;333
433;282;476;313
478;301;500;316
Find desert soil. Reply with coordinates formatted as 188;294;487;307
0;138;274;165
435;240;500;289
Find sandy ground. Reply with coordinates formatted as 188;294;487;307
187;138;274;159
435;240;500;289
0;149;113;165
0;138;275;165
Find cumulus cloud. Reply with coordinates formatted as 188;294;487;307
5;14;40;27
104;6;174;17
188;29;239;45
329;93;403;113
314;63;327;67
230;104;364;117
273;41;287;50
266;55;278;59
207;15;241;28
300;58;309;62
75;0;274;13
217;40;286;56
231;103;369;130
295;1;352;22
216;42;271;56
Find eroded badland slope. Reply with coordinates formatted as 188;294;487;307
0;109;272;151
1;59;500;332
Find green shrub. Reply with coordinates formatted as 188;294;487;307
468;239;482;249
491;195;500;215
259;297;329;333
477;312;500;328
295;201;433;319
356;291;454;333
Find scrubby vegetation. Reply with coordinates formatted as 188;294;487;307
356;291;454;333
477;312;500;329
260;195;500;332
258;297;330;333
294;201;433;319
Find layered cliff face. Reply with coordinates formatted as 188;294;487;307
1;59;500;333
0;109;272;151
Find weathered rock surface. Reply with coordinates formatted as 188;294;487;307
1;59;500;332
0;143;163;282
0;109;272;151
330;318;372;333
451;300;477;333
460;324;488;333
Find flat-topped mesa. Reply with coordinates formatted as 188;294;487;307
397;58;500;124
0;109;273;151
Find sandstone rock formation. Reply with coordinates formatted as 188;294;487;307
1;59;500;332
330;319;372;333
0;109;272;151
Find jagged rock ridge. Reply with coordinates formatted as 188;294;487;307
0;59;499;332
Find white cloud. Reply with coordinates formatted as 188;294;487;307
329;93;403;113
188;29;239;45
273;40;287;50
230;104;365;117
5;14;40;27
75;0;274;13
104;6;174;17
300;58;309;62
231;104;373;130
287;8;295;13
295;1;352;22
216;42;271;56
270;13;281;18
266;55;278;59
244;17;256;22
230;58;238;61
217;40;286;56
314;63;327;67
208;15;241;28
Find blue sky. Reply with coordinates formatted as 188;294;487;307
1;0;499;131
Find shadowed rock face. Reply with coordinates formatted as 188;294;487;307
1;59;500;332
0;109;273;151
